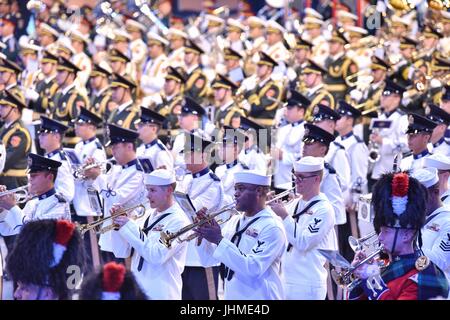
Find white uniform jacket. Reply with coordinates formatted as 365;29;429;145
215;160;248;198
325;141;351;192
238;145;267;175
429;138;450;157
46;149;75;202
140;54;168;96
274;120;305;190
400;150;433;173
321;162;346;225
92;159;146;257
282;193;338;287
118;203;190;299
137;139;174;171
0;189;71;236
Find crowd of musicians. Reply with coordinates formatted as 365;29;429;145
0;0;449;300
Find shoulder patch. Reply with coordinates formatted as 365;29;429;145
157;141;165;150
209;172;220;181
324;162;336;174
240;161;249;170
333;141;345;150
95;141;103;150
55;194;67;203
10;135;21;147
58;151;67;161
354;135;363;143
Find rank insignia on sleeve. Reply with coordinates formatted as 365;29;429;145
439;233;450;252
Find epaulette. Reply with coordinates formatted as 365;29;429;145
396;108;406;116
58;150;67;161
55;194;67;203
209;172;220;181
333;141;345;150
95;141;103;150
240;161;249;170
157;141;165;150
324;162;336;174
354;135;364;143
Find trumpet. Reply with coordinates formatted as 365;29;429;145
160;201;238;249
77;201;148;237
348;231;378;252
266;187;296;205
0;185;30;204
73;160;115;180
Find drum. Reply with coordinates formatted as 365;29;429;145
357;193;373;223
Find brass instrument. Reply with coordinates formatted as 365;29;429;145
348;231;378;252
73;160;115;180
160;201;238;248
0;185;30;204
135;0;169;35
266;187;296;205
388;0;415;11
77;201;148;236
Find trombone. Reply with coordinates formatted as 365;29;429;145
0;185;30;204
77;201;148;237
160;201;238;249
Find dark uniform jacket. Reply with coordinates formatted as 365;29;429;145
324;53;358;102
185;65;208;103
245;78;283;127
31;76;59;116
108;101;140;131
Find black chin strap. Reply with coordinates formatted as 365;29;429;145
390;228;400;255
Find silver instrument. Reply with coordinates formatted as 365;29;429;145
0;185;30;204
73;160;115;180
135;0;169;35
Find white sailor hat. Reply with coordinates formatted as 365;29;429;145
247;16;266;28
227;18;246;32
412;167;439;188
167;28;188;40
266;20;286;34
304;17;324;27
424;153;450;171
234;170;271;187
294;156;324;173
147;31;169;46
305;8;323;20
337;10;358;22
125;20;146;32
144;169;176;186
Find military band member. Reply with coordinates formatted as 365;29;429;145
302;124;346;228
112;169;189;299
68;29;92;91
108;73;139;131
225;18;245;55
400;114;436;172
413;168;450;295
312;104;351;193
125;19;147;81
335;101;369;206
183;39;209;103
0;153;71;236
108;48;131;78
140;32;169;97
84;124;146;261
324;29;358;103
18;39;41;93
270;156;338;299
0;57;23;100
370;79;409;182
72;107;107;216
288;36;313;92
0;90;31;189
238;116;268;174
390;37;418;89
349;172;449;300
426;104;450;157
0;13;17;62
176;133;232;300
196;170;286;300
80;261;147;300
136;107;174;171
37;23;59;55
243;52;283;128
303;59;335;118
425;153;450;207
4;219;84;300
303;16;328;66
344;26;371;71
244;16;266;75
215;127;248;198
166;28;187;69
88;63;113;122
210;74;244;129
51;56;88;147
273;90;309;191
264;20;290;68
27;50;59;118
223;47;245;85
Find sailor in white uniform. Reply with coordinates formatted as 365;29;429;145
426;104;450;157
238;117;268;175
424;154;450;207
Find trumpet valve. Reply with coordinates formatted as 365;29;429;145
159;230;173;249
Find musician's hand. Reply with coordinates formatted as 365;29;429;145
267;192;289;219
351;251;373;280
113;215;129;229
195;218;223;245
194;207;208;223
82;157;101;180
0;185;16;210
369;133;383;145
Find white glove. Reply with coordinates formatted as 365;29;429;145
350;89;363;102
25;88;39;101
376;0;386;12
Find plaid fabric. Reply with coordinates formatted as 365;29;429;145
381;253;449;300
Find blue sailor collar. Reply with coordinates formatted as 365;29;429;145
122;159;139;169
226;160;238;169
291;119;304;127
341;131;354;140
192;167;210;179
38;188;56;200
145;139;158;149
46;148;62;158
433;137;446;148
83;136;97;145
413;149;431;160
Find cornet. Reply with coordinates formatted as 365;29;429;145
160;201;238;249
266;187;296;205
0;185;30;204
348;231;378;252
73;160;115;180
77;201;148;236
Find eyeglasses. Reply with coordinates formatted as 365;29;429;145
294;174;318;182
